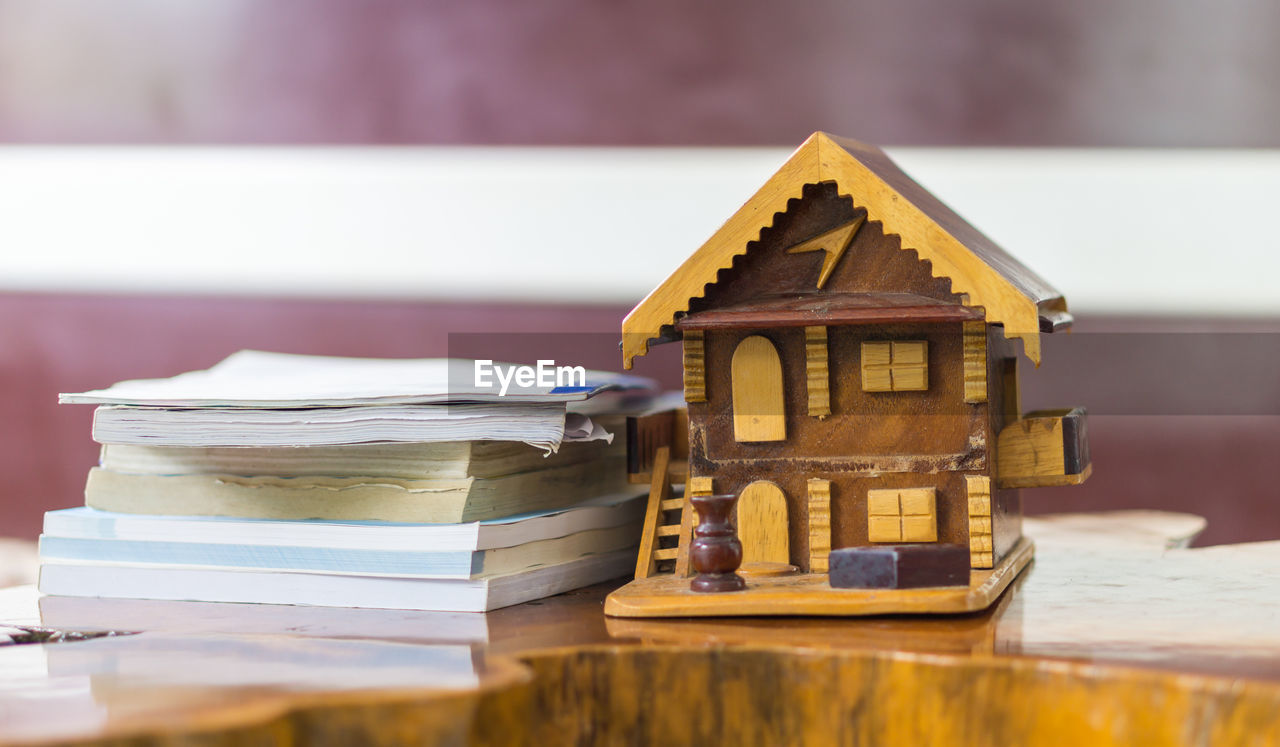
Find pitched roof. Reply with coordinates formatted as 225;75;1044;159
622;132;1070;367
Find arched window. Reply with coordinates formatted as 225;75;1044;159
731;335;786;442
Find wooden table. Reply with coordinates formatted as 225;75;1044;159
2;511;1279;745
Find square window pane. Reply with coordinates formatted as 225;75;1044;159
868;515;902;543
899;488;936;516
866;489;901;516
892;340;927;365
901;515;937;542
891;365;928;391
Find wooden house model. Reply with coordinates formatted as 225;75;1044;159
606;132;1090;618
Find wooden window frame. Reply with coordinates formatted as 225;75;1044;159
866;487;938;543
861;340;929;392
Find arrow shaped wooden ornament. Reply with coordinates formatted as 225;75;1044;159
784;215;866;289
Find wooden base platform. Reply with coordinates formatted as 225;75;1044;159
604;537;1033;618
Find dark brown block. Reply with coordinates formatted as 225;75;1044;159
828;544;969;589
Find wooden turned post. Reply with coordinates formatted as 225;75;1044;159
689;494;746;593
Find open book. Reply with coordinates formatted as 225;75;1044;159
61;350;655;407
61;351;657;450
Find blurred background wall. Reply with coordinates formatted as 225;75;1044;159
3;0;1280;146
0;0;1278;543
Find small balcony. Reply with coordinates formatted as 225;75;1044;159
996;407;1091;489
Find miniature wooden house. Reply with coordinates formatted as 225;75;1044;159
607;132;1089;617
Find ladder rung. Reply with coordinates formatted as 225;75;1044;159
660;498;685;511
655;524;683;537
653;548;679;561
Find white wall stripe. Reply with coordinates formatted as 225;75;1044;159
0;146;1275;314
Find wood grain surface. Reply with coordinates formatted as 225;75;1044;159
605;537;1032;618
4;511;1280;744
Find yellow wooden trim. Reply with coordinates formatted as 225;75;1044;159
963;321;987;404
682;330;706;403
804;326;831;418
622;132;1048;369
687;476;714;496
806;478;832;573
966;474;993;569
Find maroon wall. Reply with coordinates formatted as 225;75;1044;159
2;3;1278;544
1;0;1279;146
1;292;1276;547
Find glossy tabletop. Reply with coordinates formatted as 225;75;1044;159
3;511;1280;745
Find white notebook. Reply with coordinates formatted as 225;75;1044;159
43;492;645;552
38;549;634;612
61;350;654;407
89;402;577;449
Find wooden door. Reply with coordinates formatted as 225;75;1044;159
738;480;790;567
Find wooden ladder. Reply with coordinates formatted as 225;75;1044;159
627;409;696;578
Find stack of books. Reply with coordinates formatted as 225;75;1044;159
39;351;654;612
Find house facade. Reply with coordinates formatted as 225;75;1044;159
676;180;1023;574
621;133;1088;581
